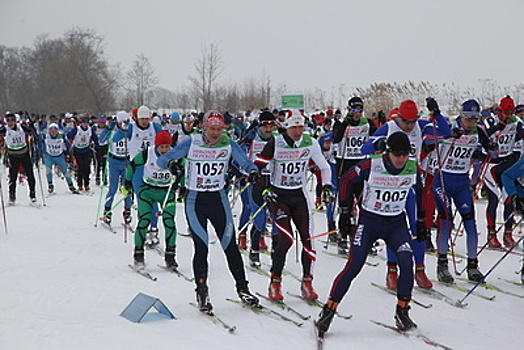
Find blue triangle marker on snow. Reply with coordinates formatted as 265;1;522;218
120;292;176;323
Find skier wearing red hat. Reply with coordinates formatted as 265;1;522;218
480;96;524;248
121;130;179;271
361;98;450;290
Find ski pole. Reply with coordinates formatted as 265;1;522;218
35;161;47;207
238;202;267;234
457;233;524;306
456;213;521;275
98;194;130;221
156;178;177;217
94;146;111;227
0;173;8;235
230;181;249;209
307;228;340;241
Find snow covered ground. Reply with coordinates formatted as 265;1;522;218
1;173;523;350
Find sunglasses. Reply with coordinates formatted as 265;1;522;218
6;117;16;122
260;121;276;126
401;118;417;125
391;150;410;157
350;109;363;113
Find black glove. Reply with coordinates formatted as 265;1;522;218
494;122;506;132
309;165;319;173
374;138;387;152
168;160;182;176
321;185;335;204
416;211;428;242
426;97;440;115
422;142;436;153
247;170;260;184
486;140;498;151
262;188;278;203
450;127;464;139
512;195;524;214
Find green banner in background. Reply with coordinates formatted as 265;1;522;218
281;94;305;109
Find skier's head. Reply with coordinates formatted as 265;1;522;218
498;96;515;121
203;111;226;145
116;111;130;131
48;123;60;135
347;96;364;120
155;130;173;155
396;100;419;133
460;99;480;131
386;131;411;169
137;105;151;128
258;111;276;138
285;109;305;141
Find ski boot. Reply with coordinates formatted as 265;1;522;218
338;238;349;255
238;231;247;250
48;183;54;194
177;187;186;203
249;249;261;268
259;235;268;250
467;258;484;282
301;274;318;300
123;209;132;224
268;273;284;301
315;301;337;335
165;245;178;270
133;247;145;270
386;263;398;290
8;193;16;206
95;177;101;186
415;264;433;289
503;228;516;248
29;191;36;203
69;184;80;194
395;302;417;331
437;255;454;284
103;206;112;225
146;228;160;249
236;280;260;307
487;228;502;248
425;230;436;253
195;279;213;312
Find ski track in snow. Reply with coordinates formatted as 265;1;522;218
1;175;523;350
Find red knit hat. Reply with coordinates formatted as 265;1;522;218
398;100;418;120
499;96;515;111
155;130;172;146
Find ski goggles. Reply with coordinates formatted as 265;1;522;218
391;150;410;157
350;109;363;114
400;118;417;125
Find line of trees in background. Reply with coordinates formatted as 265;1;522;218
1;27;524;117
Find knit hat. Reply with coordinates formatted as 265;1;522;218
499;96;515;111
137;105;150;119
285;109;305;128
116;111;130;123
398;100;419;120
259;111;276;123
348;96;364;110
155;130;172;146
460;99;481;119
387;132;411;153
516;104;524;115
203;111;225;127
48;123;59;130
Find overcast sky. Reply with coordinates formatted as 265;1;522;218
1;0;523;98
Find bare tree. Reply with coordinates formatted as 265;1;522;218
126;53;158;107
188;42;223;111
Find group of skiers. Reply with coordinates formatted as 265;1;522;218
3;94;524;336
